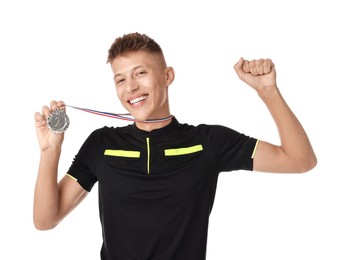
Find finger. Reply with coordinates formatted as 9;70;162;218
42;105;51;119
50;100;58;111
249;60;258;76
256;59;264;75
234;57;245;79
57;100;66;111
233;57;244;70
34;112;46;127
34;112;43;123
243;60;250;73
263;59;273;74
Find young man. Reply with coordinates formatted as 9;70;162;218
34;32;317;260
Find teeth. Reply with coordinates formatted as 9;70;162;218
130;95;148;104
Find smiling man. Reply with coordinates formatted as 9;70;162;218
33;32;317;260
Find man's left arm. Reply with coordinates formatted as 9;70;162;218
234;58;317;173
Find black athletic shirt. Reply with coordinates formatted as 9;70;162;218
67;117;258;260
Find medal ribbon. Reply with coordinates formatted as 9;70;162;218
65;105;174;123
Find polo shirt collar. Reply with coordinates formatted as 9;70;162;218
130;117;179;136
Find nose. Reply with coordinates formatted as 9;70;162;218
126;78;139;93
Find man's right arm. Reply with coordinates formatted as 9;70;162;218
33;100;88;230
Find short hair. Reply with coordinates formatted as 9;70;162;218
107;32;164;64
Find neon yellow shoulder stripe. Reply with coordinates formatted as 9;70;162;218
164;144;203;156
66;173;78;181
251;140;260;159
104;149;141;158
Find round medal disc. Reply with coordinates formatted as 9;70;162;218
47;109;70;133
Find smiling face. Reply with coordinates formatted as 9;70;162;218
111;50;175;128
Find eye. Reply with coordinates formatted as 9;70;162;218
136;71;146;77
115;79;125;85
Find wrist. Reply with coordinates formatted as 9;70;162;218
41;145;62;155
257;85;280;100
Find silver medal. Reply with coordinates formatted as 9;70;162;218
47;109;70;133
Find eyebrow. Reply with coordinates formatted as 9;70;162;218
114;65;146;80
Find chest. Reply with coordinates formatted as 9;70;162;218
96;134;211;195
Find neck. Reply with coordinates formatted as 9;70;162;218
135;117;173;132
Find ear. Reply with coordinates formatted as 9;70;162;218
165;66;175;86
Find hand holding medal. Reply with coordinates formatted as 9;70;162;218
34;101;69;153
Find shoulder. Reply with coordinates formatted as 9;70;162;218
89;124;132;137
80;125;131;147
179;121;239;137
175;121;243;146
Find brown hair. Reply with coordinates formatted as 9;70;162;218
107;32;164;64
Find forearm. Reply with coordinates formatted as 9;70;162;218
33;148;61;230
258;86;317;171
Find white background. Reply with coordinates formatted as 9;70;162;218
1;0;337;259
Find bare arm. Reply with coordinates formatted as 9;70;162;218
234;58;317;173
33;101;88;230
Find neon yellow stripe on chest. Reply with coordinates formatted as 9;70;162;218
104;149;141;158
164;144;203;156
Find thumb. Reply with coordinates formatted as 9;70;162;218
234;57;245;79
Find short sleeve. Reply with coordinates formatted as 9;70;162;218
202;125;258;172
67;129;101;191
